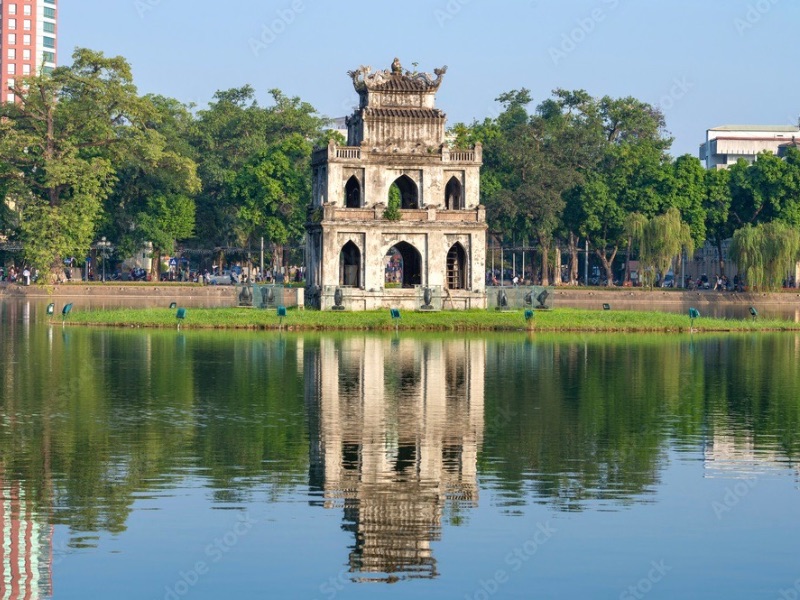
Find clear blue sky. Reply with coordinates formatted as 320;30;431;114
61;0;799;157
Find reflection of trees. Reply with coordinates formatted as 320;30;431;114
483;335;691;510
700;335;800;470
2;315;800;569
0;327;307;543
482;333;800;509
305;336;484;581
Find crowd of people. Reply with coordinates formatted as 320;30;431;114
0;265;36;285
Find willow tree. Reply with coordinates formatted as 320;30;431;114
630;208;694;289
730;222;800;291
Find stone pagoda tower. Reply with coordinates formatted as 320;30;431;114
305;58;486;310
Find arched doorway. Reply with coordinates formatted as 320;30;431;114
339;241;361;287
344;175;361;208
390;175;419;209
446;243;467;290
444;177;463;210
385;241;422;287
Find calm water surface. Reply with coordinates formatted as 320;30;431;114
1;299;799;599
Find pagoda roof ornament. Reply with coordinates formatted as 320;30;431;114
348;59;448;94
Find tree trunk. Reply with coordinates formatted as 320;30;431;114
567;232;579;285
553;244;562;286
716;238;725;277
151;248;161;281
540;241;550;287
271;243;284;279
596;247;617;286
623;235;633;285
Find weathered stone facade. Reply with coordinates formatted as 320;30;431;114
305;59;487;310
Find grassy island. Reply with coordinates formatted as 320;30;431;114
59;307;800;333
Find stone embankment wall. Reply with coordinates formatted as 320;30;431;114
0;283;306;308
3;283;799;309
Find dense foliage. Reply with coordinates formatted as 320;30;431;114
2;50;799;286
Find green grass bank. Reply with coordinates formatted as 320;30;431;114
59;306;800;333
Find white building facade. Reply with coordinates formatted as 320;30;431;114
699;124;800;169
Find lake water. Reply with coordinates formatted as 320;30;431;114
1;299;799;599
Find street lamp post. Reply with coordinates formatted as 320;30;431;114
97;236;112;282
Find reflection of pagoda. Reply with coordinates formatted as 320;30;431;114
306;337;484;581
1;470;53;599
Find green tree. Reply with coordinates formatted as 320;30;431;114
575;97;671;284
729;222;800;291
703;167;732;276
136;193;197;277
0;48;157;275
192;88;326;270
631;208;694;289
384;183;402;221
233;133;313;272
102;94;201;274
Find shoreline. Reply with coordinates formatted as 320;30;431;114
52;306;800;334
4;281;800;304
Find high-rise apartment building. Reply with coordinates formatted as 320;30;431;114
0;0;57;103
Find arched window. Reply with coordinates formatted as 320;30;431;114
385;242;422;287
344;175;361;208
390;175;418;209
339;241;361;287
444;177;463;210
446;243;467;290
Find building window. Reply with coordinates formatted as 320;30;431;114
42;51;53;63
7;79;15;89
444;176;463;210
23;19;32;31
7;49;16;60
9;4;18;15
8;34;17;45
344;175;361;208
23;49;31;60
22;64;31;75
8;19;17;30
43;22;55;33
339;241;361;287
23;4;32;15
390;175;419;209
43;66;54;75
43;36;55;49
23;34;31;45
7;93;16;103
8;64;16;75
446;243;467;290
44;7;56;18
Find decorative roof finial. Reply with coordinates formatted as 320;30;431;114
391;58;402;74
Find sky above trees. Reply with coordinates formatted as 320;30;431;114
61;0;799;158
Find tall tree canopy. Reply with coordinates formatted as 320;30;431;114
0;48;159;273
